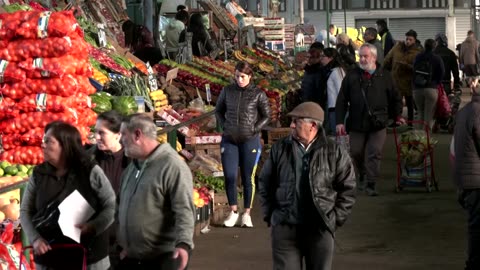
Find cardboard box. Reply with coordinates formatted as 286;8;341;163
185;135;222;145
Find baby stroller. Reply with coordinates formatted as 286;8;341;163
433;85;462;134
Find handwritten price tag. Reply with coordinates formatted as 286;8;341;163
146;62;158;91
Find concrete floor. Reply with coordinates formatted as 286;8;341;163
189;92;472;270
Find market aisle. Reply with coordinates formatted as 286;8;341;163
190;130;466;270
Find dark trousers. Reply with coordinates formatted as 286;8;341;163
459;189;480;270
221;135;262;208
349;129;386;185
271;224;334;270
405;95;415;122
116;252;187;270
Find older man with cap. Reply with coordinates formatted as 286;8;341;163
258;102;356;270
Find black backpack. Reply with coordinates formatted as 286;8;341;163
413;56;433;87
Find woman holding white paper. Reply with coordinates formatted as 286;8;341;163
20;121;115;270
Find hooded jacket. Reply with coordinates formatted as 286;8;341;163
454;95;480;189
459;36;480;66
434;44;461;87
165;19;185;49
383;42;422;96
216;83;271;143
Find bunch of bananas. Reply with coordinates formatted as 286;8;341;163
149;89;169;111
259;62;274;73
156;130;183;151
233;50;247;61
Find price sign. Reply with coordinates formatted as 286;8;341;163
205;84;211;103
97;24;107;47
166;68;178;85
146;62;158;91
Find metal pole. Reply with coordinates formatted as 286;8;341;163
343;0;347;30
299;0;304;24
326;0;330;46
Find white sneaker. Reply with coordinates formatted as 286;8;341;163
241;213;253;228
223;211;240;227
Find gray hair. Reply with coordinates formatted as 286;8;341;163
360;43;377;59
303;118;323;127
122;113;157;140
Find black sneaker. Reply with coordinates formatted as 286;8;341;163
365;183;379;196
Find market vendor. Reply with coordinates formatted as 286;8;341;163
122;20;154;54
215;61;270;228
179;13;216;57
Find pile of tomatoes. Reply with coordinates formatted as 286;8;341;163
0;10;98;164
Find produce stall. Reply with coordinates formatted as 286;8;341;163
0;1;302;243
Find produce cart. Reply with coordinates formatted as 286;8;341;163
392;121;438;192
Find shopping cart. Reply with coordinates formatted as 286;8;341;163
20;243;87;270
392;120;438;192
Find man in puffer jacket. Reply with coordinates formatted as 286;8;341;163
259;102;356;270
453;87;480;270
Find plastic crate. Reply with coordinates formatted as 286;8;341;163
266;128;291;145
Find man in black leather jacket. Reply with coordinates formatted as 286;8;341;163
216;61;270;228
259;102;356;270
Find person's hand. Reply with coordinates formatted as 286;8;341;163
33;238;51;255
119;249;128;260
395;116;406;125
75;223;96;236
172;247;189;270
336;124;346;136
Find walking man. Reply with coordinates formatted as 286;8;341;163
336;43;404;196
376;19;395;57
259;102;356;270
453;88;480;270
363;27;384;65
117;114;195;270
383;29;421;123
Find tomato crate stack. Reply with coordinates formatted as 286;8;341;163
0;10;97;165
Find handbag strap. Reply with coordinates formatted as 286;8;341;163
360;82;374;117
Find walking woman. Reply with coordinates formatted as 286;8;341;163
215;61;270;228
320;48;346;133
413;39;445;129
20;121;115;270
89;110;131;269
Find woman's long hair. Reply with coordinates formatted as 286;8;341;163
187;13;206;33
323;48;346;72
44;121;94;172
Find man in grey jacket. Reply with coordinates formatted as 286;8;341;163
363;27;384;65
259;102;356;270
117;114;195;270
453;89;480;270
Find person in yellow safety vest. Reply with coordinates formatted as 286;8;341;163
376;19;395;57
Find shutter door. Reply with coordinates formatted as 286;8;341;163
355;19;383;29
455;13;471;47
389;18;445;44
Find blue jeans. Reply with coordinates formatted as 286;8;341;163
221;135;262;208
